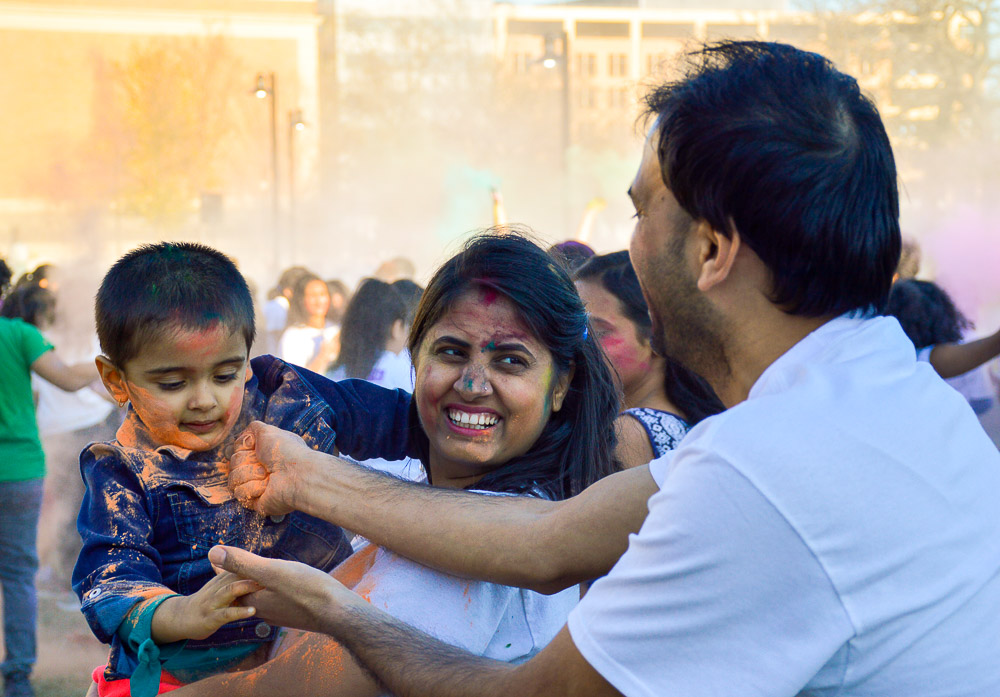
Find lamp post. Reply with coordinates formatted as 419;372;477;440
538;31;571;234
254;72;279;248
287;108;306;256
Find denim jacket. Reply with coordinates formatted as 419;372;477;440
73;355;416;681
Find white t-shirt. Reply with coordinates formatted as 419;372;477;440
263;296;289;333
278;324;338;369
569;315;1000;697
32;333;113;436
916;345;996;415
336;539;578;668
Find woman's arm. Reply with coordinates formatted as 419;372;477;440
613;414;656;469
928;328;1000;379
169;631;380;697
230;422;659;594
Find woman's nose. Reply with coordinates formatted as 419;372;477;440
454;364;492;398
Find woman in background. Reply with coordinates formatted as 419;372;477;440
574;251;724;467
328;279;413;391
278;273;339;373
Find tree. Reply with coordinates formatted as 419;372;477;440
105;37;248;226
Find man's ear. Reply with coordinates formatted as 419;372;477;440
694;219;741;293
550;364;575;413
95;355;128;403
245;364;253;383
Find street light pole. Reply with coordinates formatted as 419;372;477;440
541;32;571;235
287;108;305;257
255;72;279;258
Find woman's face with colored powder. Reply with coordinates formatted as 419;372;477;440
412;288;571;489
107;323;251;451
575;279;654;398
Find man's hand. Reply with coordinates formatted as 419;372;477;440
208;545;367;637
150;571;260;644
229;421;318;516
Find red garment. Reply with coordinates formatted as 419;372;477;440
91;665;183;696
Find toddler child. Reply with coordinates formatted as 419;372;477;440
73;243;412;697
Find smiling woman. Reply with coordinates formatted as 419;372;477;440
167;230;622;697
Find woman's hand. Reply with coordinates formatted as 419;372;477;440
150;572;260;644
208;545;367;637
229;421;317;516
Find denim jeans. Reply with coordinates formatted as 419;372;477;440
0;478;43;682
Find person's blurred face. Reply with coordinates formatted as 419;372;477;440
412;288;571;488
302;279;331;323
575;279;653;398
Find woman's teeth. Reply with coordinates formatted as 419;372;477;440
448;409;499;430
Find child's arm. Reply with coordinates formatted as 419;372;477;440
74;445;178;645
256;356;414;461
927;327;1000;379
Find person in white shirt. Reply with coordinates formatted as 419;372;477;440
278;273;339;373
205;41;1000;697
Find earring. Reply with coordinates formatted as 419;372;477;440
117;398;128;408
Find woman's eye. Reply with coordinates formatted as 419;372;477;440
439;347;466;359
157;381;184;391
497;355;528;368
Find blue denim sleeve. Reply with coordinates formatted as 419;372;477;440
72;445;173;645
255;357;418;462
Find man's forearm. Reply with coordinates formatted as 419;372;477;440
325;604;621;697
293;453;657;593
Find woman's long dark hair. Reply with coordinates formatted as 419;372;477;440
574;251;724;425
886;279;973;349
332;278;408;379
406;229;620;500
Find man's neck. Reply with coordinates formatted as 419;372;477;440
708;313;834;408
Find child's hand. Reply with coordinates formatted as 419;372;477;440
150;572;261;644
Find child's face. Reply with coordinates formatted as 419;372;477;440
100;323;251;452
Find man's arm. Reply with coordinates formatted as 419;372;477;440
928;328;1000;379
30;350;96;391
207;546;622;697
230;422;659;593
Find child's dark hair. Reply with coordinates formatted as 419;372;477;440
575;251;724;424
96;242;255;367
886;279;973;349
407;228;620;500
333;278;408;379
0;285;56;328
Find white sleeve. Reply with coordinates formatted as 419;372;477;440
568;455;854;697
278;328;309;367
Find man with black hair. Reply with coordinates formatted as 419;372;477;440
206;42;1000;697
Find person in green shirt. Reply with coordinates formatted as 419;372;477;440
0;284;97;697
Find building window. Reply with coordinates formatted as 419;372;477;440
608;53;627;77
575;53;597;77
609;87;629;109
